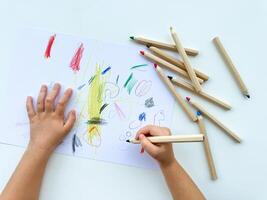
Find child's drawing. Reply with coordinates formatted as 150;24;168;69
0;29;175;169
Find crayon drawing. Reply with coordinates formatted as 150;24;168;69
0;29;175;169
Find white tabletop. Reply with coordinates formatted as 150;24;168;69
0;0;267;199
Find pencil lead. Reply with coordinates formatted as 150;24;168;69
126;139;130;143
146;44;151;48
170;26;173;31
130;36;134;40
167;76;173;80
196;110;202;116
140;50;145;55
153;63;158;69
186;97;191;102
245;94;250;99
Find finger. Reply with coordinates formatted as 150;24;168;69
37;85;47;113
63;110;76;134
55;88;73;115
139;134;159;158
26;96;36;120
45;83;61;112
136;125;162;139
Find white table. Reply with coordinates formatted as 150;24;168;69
0;0;266;199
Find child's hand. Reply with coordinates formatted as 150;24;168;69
136;125;176;167
26;83;76;155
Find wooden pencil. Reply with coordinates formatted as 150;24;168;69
140;51;204;84
213;37;250;98
148;46;209;81
170;27;202;92
197;115;218;180
130;36;198;56
187;97;241;143
155;64;197;122
168;76;232;110
127;134;204;144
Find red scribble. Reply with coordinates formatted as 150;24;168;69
140;147;145;154
70;43;84;72
44;34;56;59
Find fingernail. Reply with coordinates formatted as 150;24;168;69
140;147;145;154
139;134;145;139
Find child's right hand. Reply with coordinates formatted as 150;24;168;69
136;125;176;167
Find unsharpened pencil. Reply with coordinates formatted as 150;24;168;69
126;134;204;144
170;27;202;92
213;37;250;98
168;76;231;110
197;115;218;180
140;51;204;84
154;64;197;122
147;46;209;81
130;36;198;56
187;97;241;143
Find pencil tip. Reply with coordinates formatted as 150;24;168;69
245;94;250;98
153;63;158;69
196;110;202;116
170;26;173;31
186;97;191;102
126;139;130;143
130;36;134;40
167;76;173;80
146;44;151;48
140;50;145;55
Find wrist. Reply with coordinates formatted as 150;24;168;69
27;142;53;159
159;158;178;170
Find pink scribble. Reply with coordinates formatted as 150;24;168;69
114;102;126;119
70;43;84;72
44;34;56;59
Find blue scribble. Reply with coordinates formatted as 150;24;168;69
116;75;119;84
139;112;146;121
77;83;86;90
101;66;111;75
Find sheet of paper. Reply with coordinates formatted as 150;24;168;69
0;29;175;169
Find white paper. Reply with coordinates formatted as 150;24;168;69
0;29;175;169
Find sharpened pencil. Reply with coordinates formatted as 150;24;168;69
170;27;202;92
130;36;198;56
126;134;204;144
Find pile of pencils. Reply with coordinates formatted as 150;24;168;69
130;27;249;180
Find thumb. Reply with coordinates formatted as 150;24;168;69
63;110;76;134
139;134;159;158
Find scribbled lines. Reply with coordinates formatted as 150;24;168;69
44;34;56;59
70;43;84;72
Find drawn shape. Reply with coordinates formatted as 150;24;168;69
145;97;155;108
116;75;119;85
103;82;120;101
114;102;126;119
119;131;132;141
70;43;84;72
84;127;101;147
138;112;146;121
124;73;138;94
130;64;148;70
72;134;82;154
101;66;111;75
153;110;165;126
86;117;107;125
44;34;56;59
135;80;152;97
77;83;86;90
129;120;142;130
87;65;105;145
100;103;109;114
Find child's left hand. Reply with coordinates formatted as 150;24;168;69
26;83;76;155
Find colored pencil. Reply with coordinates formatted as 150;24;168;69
148;46;209;81
170;27;202;92
127;134;204;144
130;36;198;56
168;76;231;110
197;115;218;180
154;64;197;122
140;51;204;84
187;97;241;143
213;37;250;98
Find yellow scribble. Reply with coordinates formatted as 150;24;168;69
87;64;105;145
